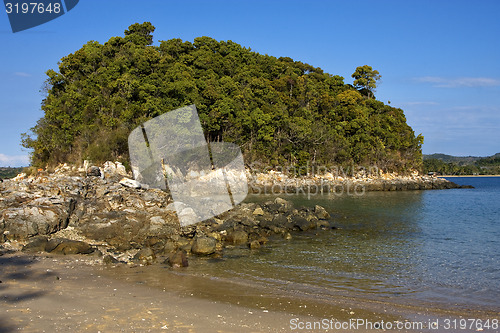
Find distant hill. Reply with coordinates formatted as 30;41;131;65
423;153;500;175
423;153;483;165
0;167;24;179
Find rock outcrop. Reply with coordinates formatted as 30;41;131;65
246;170;466;195
0;170;333;265
0;162;468;266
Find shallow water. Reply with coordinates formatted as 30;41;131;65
192;177;499;310
112;177;500;316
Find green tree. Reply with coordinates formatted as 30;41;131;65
351;65;381;99
22;22;424;175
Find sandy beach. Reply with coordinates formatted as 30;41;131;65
1;251;498;333
1;251;323;333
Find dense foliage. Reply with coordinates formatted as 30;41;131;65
423;153;500;175
23;22;424;173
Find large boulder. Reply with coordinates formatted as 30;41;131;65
1;198;76;241
191;236;217;255
69;179;179;251
45;238;94;255
225;229;248;245
314;205;330;220
291;215;316;231
22;236;49;252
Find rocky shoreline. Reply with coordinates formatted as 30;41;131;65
0;163;470;266
247;169;470;194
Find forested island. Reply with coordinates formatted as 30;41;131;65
22;22;423;174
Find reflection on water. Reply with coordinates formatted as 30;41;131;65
196;191;428;300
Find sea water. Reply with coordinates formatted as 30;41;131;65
184;176;500;311
111;177;500;313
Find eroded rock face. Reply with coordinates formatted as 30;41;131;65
0;178;80;240
0;176;180;246
69;178;179;251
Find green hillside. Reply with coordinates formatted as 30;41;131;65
22;22;424;174
0;167;24;179
423;153;482;165
423;153;500;175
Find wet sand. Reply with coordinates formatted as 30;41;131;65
1;252;498;332
1;252;318;332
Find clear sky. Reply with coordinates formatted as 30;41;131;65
1;0;499;166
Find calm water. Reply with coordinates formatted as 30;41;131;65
182;177;500;311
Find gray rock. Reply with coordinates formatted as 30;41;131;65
291;215;316;231
274;197;289;205
272;215;289;227
22;236;49;252
162;240;177;254
45;238;94;255
316;219;331;229
103;254;119;264
178;207;198;226
274;197;293;212
191;236;217;255
1;201;74;240
87;166;101;177
248;240;261;249
240;216;257;227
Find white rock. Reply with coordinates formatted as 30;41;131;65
115;162;127;176
187;170;200;179
119;178;142;189
103;161;116;175
12;173;27;181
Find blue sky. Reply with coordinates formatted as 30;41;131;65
1;0;499;166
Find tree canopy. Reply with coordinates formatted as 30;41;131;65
352;65;381;99
23;22;424;174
